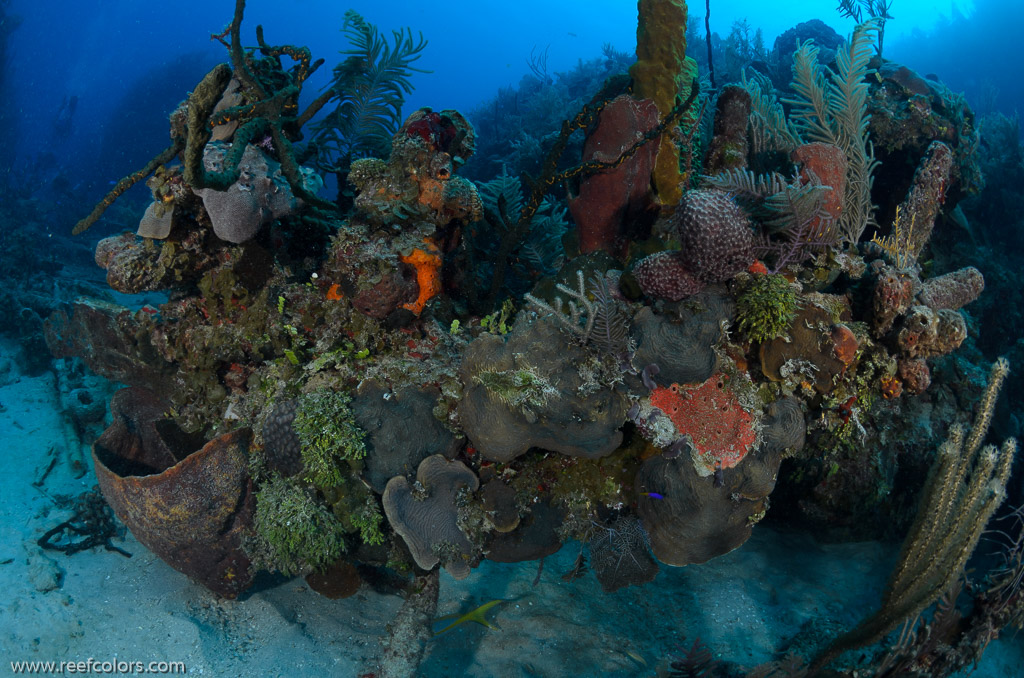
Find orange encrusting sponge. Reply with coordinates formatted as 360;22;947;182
400;238;443;315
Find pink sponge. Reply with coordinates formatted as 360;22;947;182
195;142;322;244
672;189;755;283
632;250;704;301
650;374;757;477
918;266;984;311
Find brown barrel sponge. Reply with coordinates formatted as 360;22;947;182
92;387;255;598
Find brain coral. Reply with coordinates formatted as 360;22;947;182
262;399;303;477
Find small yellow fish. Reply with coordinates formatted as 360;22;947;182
433;599;506;636
624;649;647;666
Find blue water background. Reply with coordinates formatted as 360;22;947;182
5;0;1021;236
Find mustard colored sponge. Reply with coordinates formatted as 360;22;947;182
629;0;691;206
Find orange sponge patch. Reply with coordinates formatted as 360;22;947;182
325;283;344;301
400;239;442;315
650;374;757;475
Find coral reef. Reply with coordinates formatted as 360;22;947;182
194;142;322;244
588;515;659;593
918;266;985;311
249;475;347;576
38;5;1015;673
631;250;704;301
306;10;429;184
811;358;1016;673
650;372;759;475
352;380;460;493
760;302;855;394
348;108;481;229
292;389;366;487
635;390;795;566
629;295;728;386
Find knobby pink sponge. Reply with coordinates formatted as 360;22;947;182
918;266;985;311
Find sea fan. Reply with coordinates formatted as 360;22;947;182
783;20;880;244
702;168;831;236
308;11;429;173
474;171;567;285
702;167;789;203
588;273;631;361
741;71;801;159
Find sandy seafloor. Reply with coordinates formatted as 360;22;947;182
1;337;1021;678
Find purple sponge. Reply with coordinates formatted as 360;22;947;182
672;189;755;283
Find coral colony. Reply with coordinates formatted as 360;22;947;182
34;0;1020;675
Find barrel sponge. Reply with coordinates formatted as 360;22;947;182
382;455;479;579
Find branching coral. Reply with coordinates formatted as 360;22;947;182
811;357;1018;672
293;390;366;488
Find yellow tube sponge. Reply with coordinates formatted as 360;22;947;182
629;0;690;206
